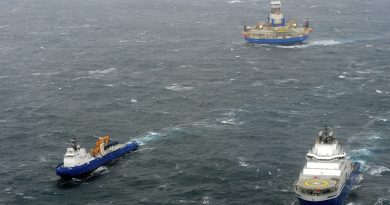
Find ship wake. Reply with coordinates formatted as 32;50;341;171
132;127;182;146
276;39;342;49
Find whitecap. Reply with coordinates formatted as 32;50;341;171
31;72;59;76
137;30;148;36
368;115;388;122
367;165;390;176
105;84;114;87
165;84;194;91
239;161;250;168
4;187;13;192
201;196;210;204
374;198;390;205
274;78;299;84
339;75;346;79
131;99;138;103
350;148;371;156
251;81;263;86
228;0;242;3
191;120;220;129
376;89;383;94
356;70;371;74
0;120;6;123
38;156;47;162
89;68;117;75
217;109;245;125
217;118;237;125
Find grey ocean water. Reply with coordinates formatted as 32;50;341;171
0;0;389;204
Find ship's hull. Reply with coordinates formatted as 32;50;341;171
56;142;138;180
297;162;360;205
245;35;309;45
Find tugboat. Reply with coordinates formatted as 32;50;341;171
242;0;312;45
56;136;138;180
294;127;360;205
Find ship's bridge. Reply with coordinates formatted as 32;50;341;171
307;142;346;161
306;129;346;161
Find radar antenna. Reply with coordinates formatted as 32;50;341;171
70;137;78;150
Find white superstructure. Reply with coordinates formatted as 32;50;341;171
62;138;127;168
63;139;93;168
269;0;284;25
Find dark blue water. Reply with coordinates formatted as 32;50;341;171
0;0;389;204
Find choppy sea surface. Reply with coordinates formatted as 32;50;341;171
1;0;389;204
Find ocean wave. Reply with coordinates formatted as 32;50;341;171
367;165;390;176
228;0;242;3
274;78;299;84
374;198;390;205
165;84;194;91
191;120;220;128
217;118;242;125
89;68;117;75
38;156;47;162
238;157;251;168
216;109;245;125
356;70;384;74
367;115;388;122
201;196;210;204
350;148;371;156
31;71;59;77
239;161;250;168
251;81;263;86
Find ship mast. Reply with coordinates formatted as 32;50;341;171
269;0;285;27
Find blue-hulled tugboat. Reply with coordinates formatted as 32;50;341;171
242;0;312;45
56;136;138;180
294;127;360;205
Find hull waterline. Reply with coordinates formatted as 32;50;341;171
245;35;309;45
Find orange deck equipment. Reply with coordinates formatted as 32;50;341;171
91;136;110;157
